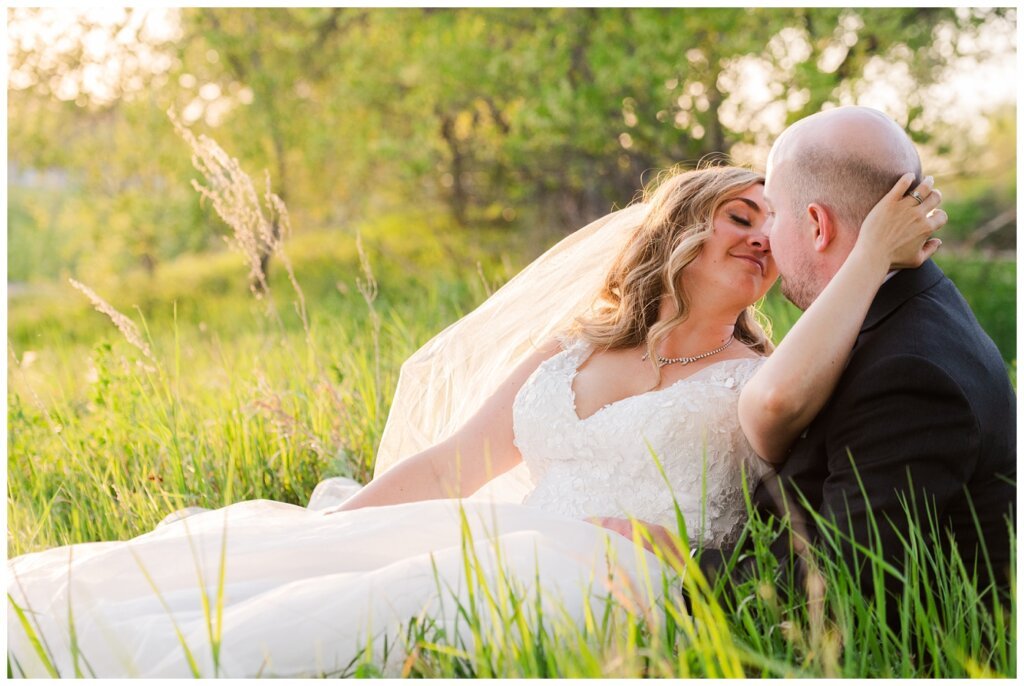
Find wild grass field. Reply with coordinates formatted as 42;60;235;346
7;214;1017;677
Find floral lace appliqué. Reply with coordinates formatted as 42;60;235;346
512;337;770;548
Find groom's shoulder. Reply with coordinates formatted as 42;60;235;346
843;262;1013;424
863;262;1000;363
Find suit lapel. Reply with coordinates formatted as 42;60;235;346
860;260;945;334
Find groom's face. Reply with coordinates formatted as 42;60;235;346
763;159;824;311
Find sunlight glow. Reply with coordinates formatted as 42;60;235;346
6;8;1017;141
7;7;180;105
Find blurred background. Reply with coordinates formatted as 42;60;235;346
7;7;1016;357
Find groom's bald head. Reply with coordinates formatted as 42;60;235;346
767;106;922;232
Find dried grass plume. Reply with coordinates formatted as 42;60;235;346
168;108;289;298
68;278;156;363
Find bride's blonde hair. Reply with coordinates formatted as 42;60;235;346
567;164;775;382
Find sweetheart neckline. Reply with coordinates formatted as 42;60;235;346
565;346;761;423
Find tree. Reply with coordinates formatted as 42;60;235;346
7;7;1016;285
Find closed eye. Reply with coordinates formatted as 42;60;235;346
729;213;752;227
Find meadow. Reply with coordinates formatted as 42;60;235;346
7;208;1016;677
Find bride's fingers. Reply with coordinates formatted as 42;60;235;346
910;175;934;201
920;186;942;213
927;208;948;232
889;172;917;201
901;175;936;214
892;236;942;269
920;237;942;261
910;175;934;204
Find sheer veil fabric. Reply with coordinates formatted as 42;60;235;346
375;204;650;502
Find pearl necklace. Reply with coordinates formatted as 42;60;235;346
641;336;734;367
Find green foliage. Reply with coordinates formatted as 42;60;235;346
6;213;499;553
933;255;1016;364
7;90;214;282
7;8;1016;284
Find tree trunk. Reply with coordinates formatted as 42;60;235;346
439;112;469;227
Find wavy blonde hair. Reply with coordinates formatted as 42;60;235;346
566;164;775;384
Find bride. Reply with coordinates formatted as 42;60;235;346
7;165;941;678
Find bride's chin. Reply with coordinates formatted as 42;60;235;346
735;278;767;302
749;274;778;299
735;288;771;312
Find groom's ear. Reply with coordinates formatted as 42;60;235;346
806;203;836;253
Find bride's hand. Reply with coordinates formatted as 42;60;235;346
857;173;946;269
584;516;687;563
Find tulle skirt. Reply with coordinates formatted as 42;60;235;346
7;480;675;677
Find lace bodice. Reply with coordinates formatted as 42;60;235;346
513;337;771;548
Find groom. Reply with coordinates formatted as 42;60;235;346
698;107;1016;617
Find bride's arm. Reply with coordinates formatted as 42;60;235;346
738;174;946;464
330;338;564;511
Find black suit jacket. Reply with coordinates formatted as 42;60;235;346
699;260;1016;611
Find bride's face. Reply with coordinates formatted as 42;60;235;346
684;183;778;309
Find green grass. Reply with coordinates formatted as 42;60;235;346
369;485;1015;679
6;215;1017;677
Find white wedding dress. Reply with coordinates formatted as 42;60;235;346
7;338;768;678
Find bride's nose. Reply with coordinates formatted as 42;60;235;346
748;232;771;253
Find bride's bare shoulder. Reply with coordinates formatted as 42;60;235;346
508;336;573;377
533;336;572;360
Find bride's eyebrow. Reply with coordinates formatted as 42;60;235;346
729;198;764;214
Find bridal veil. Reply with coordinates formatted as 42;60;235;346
373;203;650;502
